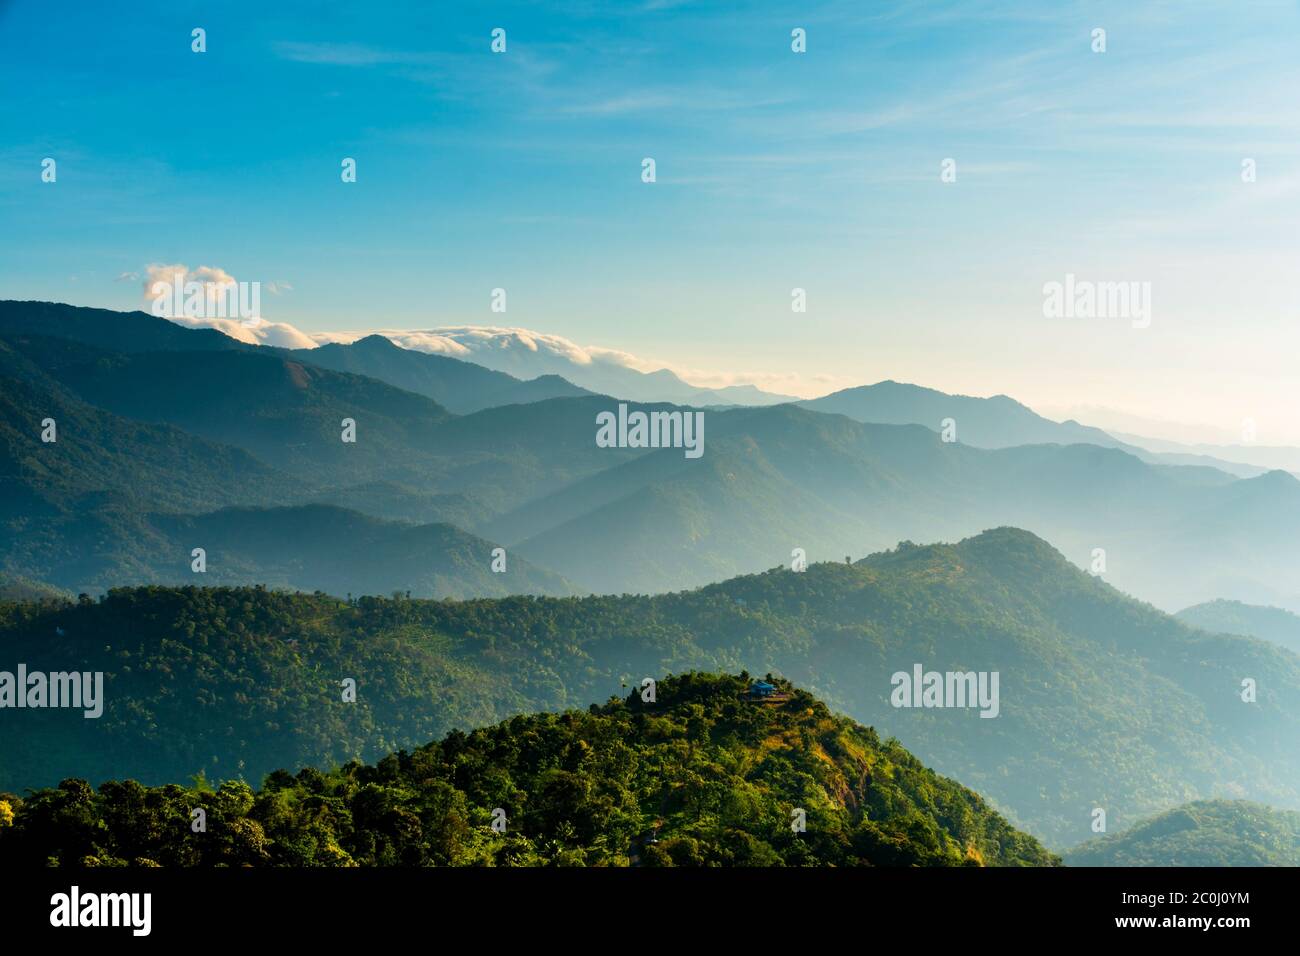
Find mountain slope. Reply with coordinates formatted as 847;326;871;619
0;575;69;601
1064;800;1300;866
2;328;645;521
1112;429;1300;477
499;403;1300;609
1176;599;1300;656
0;337;296;516
800;380;1120;448
505;410;957;592
800;380;1267;478
0;338;578;599
160;505;574;598
0;672;1058;867
394;324;796;406
4;503;574;599
0;300;245;354
283;334;593;413
4;528;1296;848
0;302;777;408
7;303;1300;611
3;333;454;488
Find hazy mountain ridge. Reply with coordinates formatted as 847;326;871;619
1112;429;1300;477
0;337;297;516
1176;599;1300;657
3;332;455;488
276;333;595;414
0;300;246;354
0;301;772;411
0;329;576;598
366;324;797;407
5;301;1300;614
1064;799;1300;867
499;402;1300;610
156;505;575;598
801;380;1271;478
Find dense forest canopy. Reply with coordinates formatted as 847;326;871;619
2;528;1297;849
0;673;1058;867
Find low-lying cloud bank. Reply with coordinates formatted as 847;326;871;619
139;268;815;397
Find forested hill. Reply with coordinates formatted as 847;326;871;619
1064;800;1300;867
1175;599;1300;656
2;527;1297;849
0;673;1058;867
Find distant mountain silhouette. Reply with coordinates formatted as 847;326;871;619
392;324;797;406
494;401;1300;610
5;302;1300;612
279;333;594;413
0;300;244;353
1065;800;1300;866
1177;599;1300;656
0;300;593;415
800;380;1270;478
4;332;453;488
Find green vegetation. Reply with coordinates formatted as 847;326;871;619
3;528;1298;849
0;574;69;602
9;302;1300;611
0;336;293;515
1177;599;1300;656
3;503;573;600
3;332;452;489
0;673;1058;867
4;302;1300;855
0;335;571;597
1065;800;1300;867
0;585;536;792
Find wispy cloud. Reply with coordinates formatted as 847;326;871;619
272;41;422;67
556;87;794;117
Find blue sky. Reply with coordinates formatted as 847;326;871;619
2;1;1299;439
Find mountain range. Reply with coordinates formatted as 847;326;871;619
275;334;595;414
801;381;1279;478
4;527;1296;850
5;300;1300;613
1112;430;1300;477
352;324;798;407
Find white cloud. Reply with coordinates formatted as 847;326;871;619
272;41;417;67
143;263;240;303
130;277;822;397
167;314;320;349
312;325;662;374
310;325;823;398
138;263;316;349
